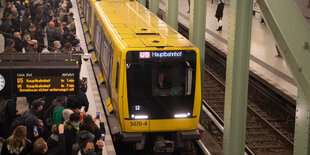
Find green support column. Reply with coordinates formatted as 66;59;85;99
294;90;310;154
137;0;146;7
149;0;159;15
189;0;206;104
165;0;178;30
223;0;253;154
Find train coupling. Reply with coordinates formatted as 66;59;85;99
153;136;174;153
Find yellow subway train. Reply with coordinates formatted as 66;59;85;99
79;0;202;152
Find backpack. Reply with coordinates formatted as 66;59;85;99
43;103;55;127
0;99;9;124
10;115;26;132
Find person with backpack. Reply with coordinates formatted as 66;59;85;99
0;97;17;139
64;112;81;155
52;96;67;125
23;99;44;142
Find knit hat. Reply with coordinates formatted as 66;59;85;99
62;109;74;122
49;21;55;27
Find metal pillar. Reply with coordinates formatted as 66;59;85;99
223;0;253;154
149;0;159;15
165;0;178;30
294;90;310;154
137;0;146;7
256;0;310;154
189;0;206;103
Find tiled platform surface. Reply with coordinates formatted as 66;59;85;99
159;0;302;101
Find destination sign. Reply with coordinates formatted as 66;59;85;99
139;51;183;59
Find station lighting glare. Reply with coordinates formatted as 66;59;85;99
174;114;188;118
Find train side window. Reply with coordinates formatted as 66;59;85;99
92;14;97;38
94;24;101;52
87;5;92;28
116;62;119;92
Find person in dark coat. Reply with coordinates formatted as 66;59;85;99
11;11;21;33
215;0;224;31
0;98;17;139
13;32;23;52
2;3;12;19
44;124;66;155
1;14;13;46
23;99;44;142
64;112;81;155
21;13;32;36
80;114;105;153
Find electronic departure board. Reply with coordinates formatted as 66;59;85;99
0;68;80;97
0;53;81;97
14;69;79;95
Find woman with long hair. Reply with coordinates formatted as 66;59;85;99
1;125;32;155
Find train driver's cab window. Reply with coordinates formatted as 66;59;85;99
152;62;192;97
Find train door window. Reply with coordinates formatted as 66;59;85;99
103;36;110;69
94;24;101;53
87;4;92;28
83;0;88;19
99;30;105;71
91;14;97;37
108;45;114;86
115;62;119;92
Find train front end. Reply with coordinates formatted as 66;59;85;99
122;49;201;152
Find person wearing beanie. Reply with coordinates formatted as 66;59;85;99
62;109;73;123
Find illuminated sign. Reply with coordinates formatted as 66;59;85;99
16;73;76;94
139;51;183;59
0;69;79;97
151;51;182;58
139;52;150;58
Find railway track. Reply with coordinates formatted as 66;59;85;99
165;12;296;153
202;50;295;154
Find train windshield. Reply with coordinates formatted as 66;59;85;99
126;51;196;119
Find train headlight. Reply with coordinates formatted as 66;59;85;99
174;113;188;118
131;114;148;119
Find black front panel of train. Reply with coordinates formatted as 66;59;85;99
126;50;196;119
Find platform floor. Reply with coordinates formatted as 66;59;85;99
159;0;298;101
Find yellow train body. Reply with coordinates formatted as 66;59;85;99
80;1;202;151
90;1;201;134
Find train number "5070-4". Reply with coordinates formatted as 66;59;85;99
130;121;147;126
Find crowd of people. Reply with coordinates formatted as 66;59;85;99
0;0;81;53
0;78;105;155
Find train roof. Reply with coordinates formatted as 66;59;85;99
94;1;195;49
